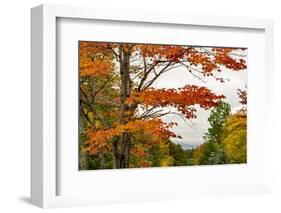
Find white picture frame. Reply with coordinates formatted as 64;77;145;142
31;4;274;208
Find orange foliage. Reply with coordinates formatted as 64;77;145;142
137;45;187;60
79;42;247;167
139;161;152;168
85;119;179;155
80;60;113;77
137;45;246;74
130;145;148;158
79;42;246;79
127;85;225;119
79;41;114;77
213;48;247;71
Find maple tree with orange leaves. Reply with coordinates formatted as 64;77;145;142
79;41;247;169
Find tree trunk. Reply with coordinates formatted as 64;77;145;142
119;132;131;168
79;135;89;170
113;45;132;169
99;152;106;169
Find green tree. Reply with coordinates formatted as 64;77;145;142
148;140;173;167
168;141;188;166
192;142;220;165
192;101;231;165
204;101;231;144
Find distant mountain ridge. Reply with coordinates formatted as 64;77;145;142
174;142;195;150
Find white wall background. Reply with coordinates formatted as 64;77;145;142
0;0;280;212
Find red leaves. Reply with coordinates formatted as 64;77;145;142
185;48;218;74
215;54;246;71
213;48;247;71
80;42;247;81
127;85;225;119
138;45;247;75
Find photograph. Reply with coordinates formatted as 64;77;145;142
79;41;248;170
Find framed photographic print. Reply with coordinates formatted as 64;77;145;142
31;4;274;208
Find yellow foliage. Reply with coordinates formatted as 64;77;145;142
158;141;174;167
221;112;247;163
192;144;206;165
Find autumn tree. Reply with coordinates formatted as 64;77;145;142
79;42;119;169
221;112;247;163
80;42;247;169
193;90;247;165
192;142;219;165
220;89;247;163
168;141;189;166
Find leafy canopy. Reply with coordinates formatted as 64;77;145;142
79;42;247;168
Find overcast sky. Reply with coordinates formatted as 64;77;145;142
151;53;248;148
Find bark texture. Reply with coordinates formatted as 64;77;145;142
113;45;132;168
